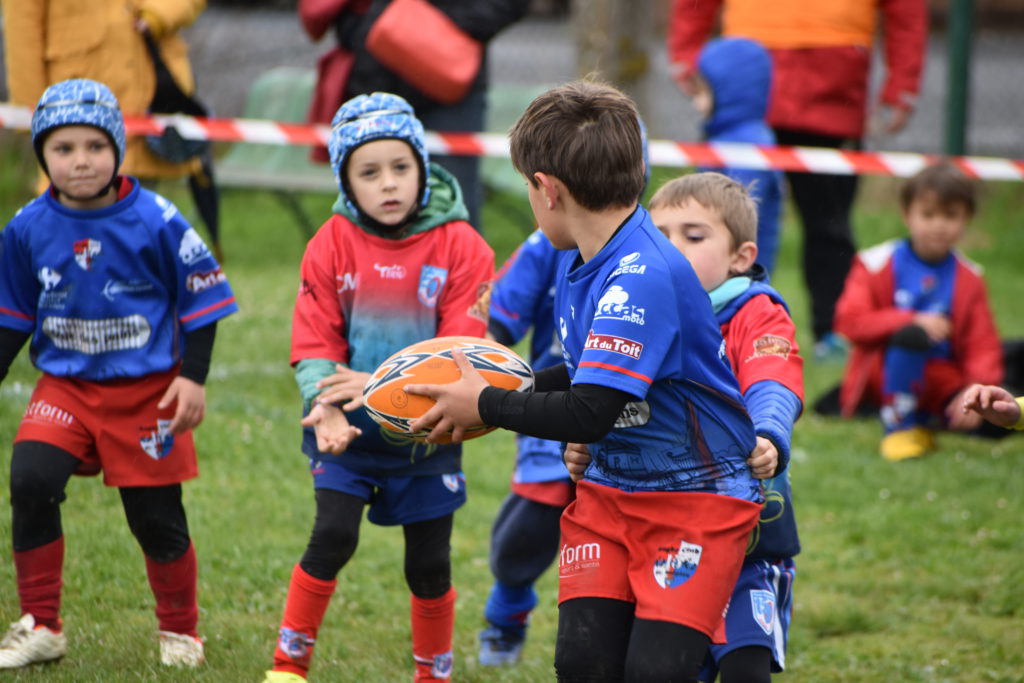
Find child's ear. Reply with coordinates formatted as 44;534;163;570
729;240;758;274
534;172;559;210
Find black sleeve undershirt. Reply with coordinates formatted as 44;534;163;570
0;327;31;384
478;378;634;443
179;322;217;385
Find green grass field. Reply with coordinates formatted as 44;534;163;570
0;135;1022;681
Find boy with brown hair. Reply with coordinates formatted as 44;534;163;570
834;161;1003;460
648;172;803;682
407;81;763;681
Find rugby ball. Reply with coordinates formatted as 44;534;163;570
362;336;534;443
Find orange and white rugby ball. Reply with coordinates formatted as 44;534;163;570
362;336;534;443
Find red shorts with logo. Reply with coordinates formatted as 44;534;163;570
15;369;198;487
558;480;761;641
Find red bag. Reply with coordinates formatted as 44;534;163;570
365;0;483;105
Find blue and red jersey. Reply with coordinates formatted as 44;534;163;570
0;179;237;380
715;275;803;559
556;206;759;501
291;212;494;475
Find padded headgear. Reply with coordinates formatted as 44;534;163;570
328;92;430;215
31;79;126;174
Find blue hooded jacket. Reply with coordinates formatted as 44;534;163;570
698;38;784;275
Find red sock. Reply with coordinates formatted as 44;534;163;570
13;537;64;631
411;587;456;681
145;541;198;636
271;564;337;677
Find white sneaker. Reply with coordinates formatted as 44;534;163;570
159;631;205;667
0;614;67;668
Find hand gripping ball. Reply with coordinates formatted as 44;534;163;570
362;336;534;443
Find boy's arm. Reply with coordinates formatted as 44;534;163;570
490;231;558;345
179;322;216;384
958;277;1004;386
834;255;916;345
478;381;632;443
0;327;31;384
744;380;802;476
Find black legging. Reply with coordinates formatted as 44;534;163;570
717;645;773;683
774;128;859;341
555;597;710;682
299;488;453;599
10;440;190;561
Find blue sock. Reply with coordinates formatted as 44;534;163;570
882;346;927;432
484;582;537;630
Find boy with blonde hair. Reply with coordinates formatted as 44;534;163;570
407;81;763;681
649;172;803;682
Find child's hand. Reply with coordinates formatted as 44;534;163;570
301;402;362;454
747;437;778;480
912;312;952;343
958;383;1021;429
563;442;592;482
315;365;371;412
406;349;488;443
157;377;205;434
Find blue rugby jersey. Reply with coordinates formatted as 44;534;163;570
490;229;567;484
0;180;237;380
556;206;759;500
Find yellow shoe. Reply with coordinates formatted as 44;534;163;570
880;427;935;461
262;671;308;683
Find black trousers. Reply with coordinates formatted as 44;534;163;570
774;128;860;341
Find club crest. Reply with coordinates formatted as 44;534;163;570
139;419;174;460
652;539;702;589
750;589;776;634
73;239;101;270
417;265;448;308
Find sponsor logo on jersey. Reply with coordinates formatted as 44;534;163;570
38;268;70;309
186;268;227;293
179;228;211;265
102;279;154;301
652;539;702;589
42;314;151;353
595;285;645;325
336;272;358;294
559;541;602;578
73;239;101;270
139;419;174;460
154;194;179;223
417;265;448;307
38;267;62;291
373;263;407;279
613;400;650;428
467;281;491;322
278;627;315;660
584;332;643;359
750;589;776;634
609;252;647;277
559;316;568;340
23;400;74;428
746;334;793;362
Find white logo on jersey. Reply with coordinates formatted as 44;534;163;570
336;273;359;294
613;400;650;428
154;194;178;223
595;286;646;325
179;228;211;265
559;316;568;340
103;279;154;301
185;269;227;293
609;252;647;277
42;315;151;353
38;267;62;291
373;263;407;279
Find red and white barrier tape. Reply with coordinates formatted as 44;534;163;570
3;103;1023;181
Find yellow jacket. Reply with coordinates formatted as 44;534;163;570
3;0;206;179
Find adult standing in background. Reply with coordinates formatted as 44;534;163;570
4;0;207;183
300;0;531;232
667;0;928;361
